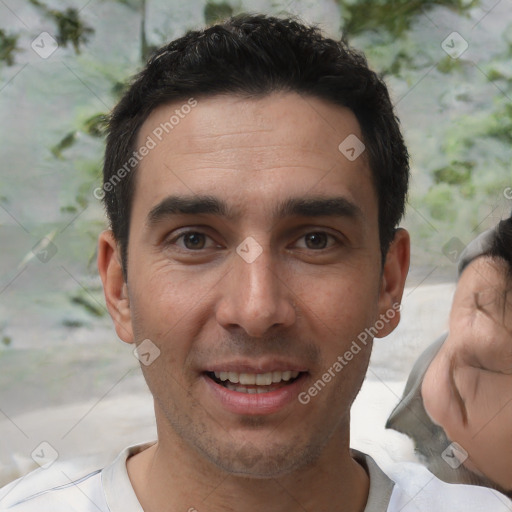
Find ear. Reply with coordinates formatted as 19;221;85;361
375;228;410;337
97;230;134;344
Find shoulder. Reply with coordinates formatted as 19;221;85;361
0;442;153;512
386;461;512;512
0;464;106;511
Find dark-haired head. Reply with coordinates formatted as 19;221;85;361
102;13;409;277
488;214;512;280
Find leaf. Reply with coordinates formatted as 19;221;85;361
424;184;457;222
51;131;78;159
433;161;474;186
70;294;105;317
111;80;130;99
337;0;478;38
0;29;21;67
204;1;233;25
110;0;141;9
48;7;94;54
83;113;109;138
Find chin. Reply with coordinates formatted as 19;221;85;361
198;436;321;479
212;453;305;479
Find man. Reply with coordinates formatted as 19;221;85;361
388;216;512;497
1;14;510;511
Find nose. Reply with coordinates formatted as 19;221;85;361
215;244;296;337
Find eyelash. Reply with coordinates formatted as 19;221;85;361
166;229;341;251
168;230;220;250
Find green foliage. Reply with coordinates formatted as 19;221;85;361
433;161;474;186
437;56;465;74
424;184;457;222
50;7;94;53
51;131;78;159
486;58;512;82
2;0;511;286
111;80;131;99
60;205;79;214
28;1;94;54
0;29;20;66
486;102;512;144
70;292;106;317
34;0;512;272
76;163;102;209
111;0;142;8
204;1;233;24
62;319;84;328
356;31;422;77
337;0;477;38
83;114;109;138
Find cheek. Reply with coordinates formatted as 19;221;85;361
460;374;512;488
128;259;215;329
300;272;381;338
460;417;512;492
421;353;457;430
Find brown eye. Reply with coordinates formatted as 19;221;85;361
304;232;328;249
181;232;206;250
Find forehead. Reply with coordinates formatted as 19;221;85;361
454;256;512;313
459;257;509;289
132;92;376;223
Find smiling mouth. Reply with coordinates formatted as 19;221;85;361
205;370;304;394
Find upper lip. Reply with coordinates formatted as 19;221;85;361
204;359;308;373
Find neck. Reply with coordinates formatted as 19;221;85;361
127;416;369;512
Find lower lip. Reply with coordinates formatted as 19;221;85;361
203;373;306;416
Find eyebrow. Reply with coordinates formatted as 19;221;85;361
147;195;233;225
146;194;362;227
275;196;362;220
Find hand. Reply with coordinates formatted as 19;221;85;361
422;255;512;492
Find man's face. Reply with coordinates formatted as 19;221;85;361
104;93;404;477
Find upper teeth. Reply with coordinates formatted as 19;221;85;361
213;370;300;385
